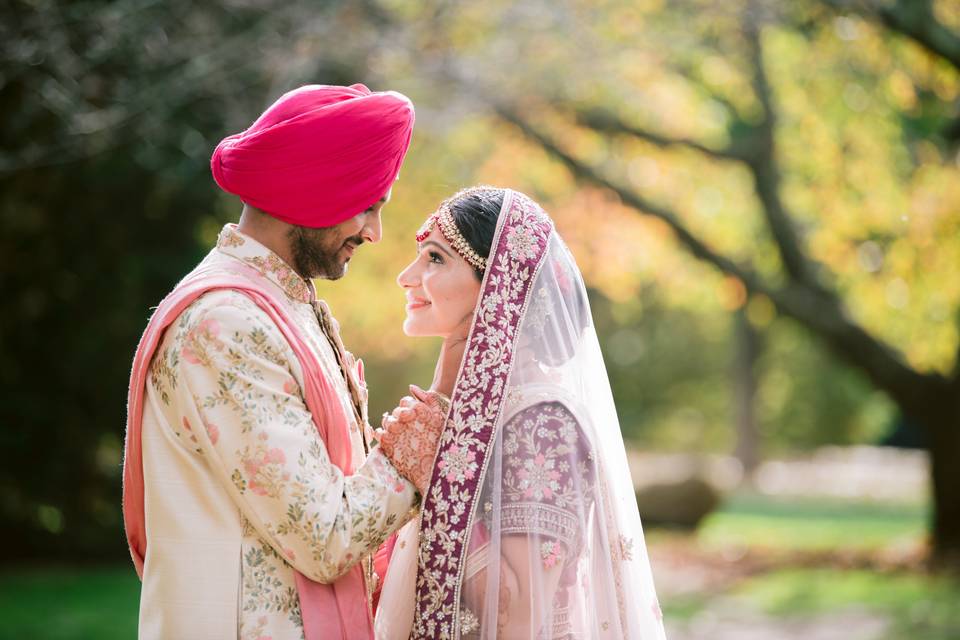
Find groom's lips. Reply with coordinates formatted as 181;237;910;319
342;238;363;260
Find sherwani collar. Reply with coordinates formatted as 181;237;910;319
215;223;316;304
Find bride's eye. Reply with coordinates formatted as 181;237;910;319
428;251;444;265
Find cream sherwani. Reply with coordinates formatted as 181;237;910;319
138;224;417;639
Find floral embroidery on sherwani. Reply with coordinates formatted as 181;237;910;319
219;224;313;304
145;224;418;639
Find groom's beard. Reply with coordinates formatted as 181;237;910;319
289;225;363;280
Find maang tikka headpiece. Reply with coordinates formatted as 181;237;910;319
415;187;501;272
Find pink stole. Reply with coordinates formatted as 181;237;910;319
122;263;375;640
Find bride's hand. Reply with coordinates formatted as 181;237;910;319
376;385;449;493
382;394;417;425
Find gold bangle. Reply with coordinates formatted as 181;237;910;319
427;390;452;415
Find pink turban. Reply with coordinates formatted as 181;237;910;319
211;83;415;228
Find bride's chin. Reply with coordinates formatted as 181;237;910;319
402;319;428;337
403;318;444;338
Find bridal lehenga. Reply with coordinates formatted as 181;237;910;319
377;190;666;639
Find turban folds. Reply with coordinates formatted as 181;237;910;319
211;84;415;228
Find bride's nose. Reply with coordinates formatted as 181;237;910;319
397;259;420;288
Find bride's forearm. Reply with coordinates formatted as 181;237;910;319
461;537;563;637
499;537;564;637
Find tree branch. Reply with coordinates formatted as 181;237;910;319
952;307;960;390
771;282;944;410
742;10;822;288
494;103;769;294
663;58;746;122
944;110;960;143
494;102;944;413
879;0;960;72
820;0;960;73
575;108;754;161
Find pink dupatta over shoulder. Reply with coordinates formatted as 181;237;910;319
122;262;377;640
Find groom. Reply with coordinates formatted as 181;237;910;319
122;84;442;640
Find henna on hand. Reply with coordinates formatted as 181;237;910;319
377;385;449;493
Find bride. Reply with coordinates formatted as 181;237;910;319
375;187;666;639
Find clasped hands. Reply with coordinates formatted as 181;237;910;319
376;384;450;494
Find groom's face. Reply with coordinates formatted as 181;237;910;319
288;191;390;280
397;226;482;338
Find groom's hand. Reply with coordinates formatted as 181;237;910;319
376;385;449;494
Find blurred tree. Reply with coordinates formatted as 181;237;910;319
0;0;371;561
734;307;763;475
417;0;960;567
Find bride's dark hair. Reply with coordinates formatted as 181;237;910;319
448;186;591;367
447;187;504;280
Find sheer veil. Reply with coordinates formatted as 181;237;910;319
376;190;665;639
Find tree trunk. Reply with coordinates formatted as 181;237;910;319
733;308;762;477
927;398;960;571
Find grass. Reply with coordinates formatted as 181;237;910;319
697;492;928;551
662;569;960;640
736;568;959;639
659;493;959;639
737;566;960;615
0;566;139;640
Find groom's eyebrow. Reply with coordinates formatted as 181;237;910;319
419;240;454;258
365;196;389;212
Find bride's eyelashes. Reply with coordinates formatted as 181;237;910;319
428;251;445;265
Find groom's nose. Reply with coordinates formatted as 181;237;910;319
360;210;382;244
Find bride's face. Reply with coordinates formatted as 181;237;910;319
397;226;483;337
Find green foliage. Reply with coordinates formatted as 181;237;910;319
595;286;894;451
755;321;896;450
0;1;266;560
0;0;388;560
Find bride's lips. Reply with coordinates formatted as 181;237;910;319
406;296;431;312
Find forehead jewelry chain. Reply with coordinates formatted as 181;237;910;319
416;203;487;271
